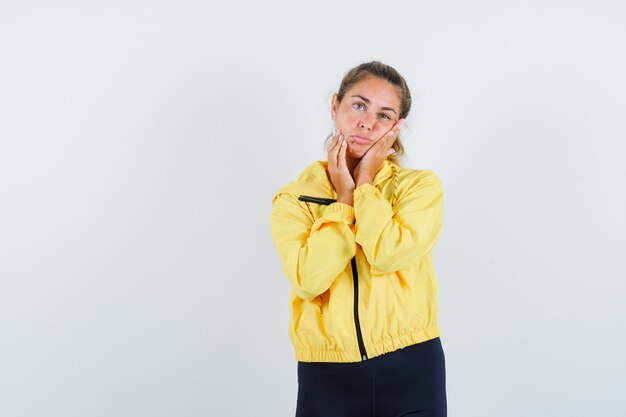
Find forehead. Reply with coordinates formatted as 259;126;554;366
345;76;401;110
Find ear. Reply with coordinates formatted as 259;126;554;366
331;93;338;120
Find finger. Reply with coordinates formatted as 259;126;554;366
387;118;405;139
372;129;396;150
384;119;404;145
388;128;399;143
338;135;348;170
332;129;345;153
327;129;339;151
327;130;340;164
373;119;402;147
385;135;398;154
328;131;345;172
390;119;405;136
335;134;344;169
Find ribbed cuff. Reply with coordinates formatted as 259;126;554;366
353;183;379;203
327;201;355;223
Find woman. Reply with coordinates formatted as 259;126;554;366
270;61;447;417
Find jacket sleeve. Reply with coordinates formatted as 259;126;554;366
353;171;443;275
270;193;357;301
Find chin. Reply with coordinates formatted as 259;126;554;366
347;146;369;158
346;149;363;158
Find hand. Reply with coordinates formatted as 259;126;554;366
354;118;405;187
327;129;355;204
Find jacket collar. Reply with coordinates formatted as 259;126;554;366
273;159;397;202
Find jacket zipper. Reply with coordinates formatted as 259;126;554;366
298;194;369;361
351;257;368;361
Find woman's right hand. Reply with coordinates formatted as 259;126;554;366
327;130;355;205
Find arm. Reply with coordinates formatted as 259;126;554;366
353;171;443;274
270;193;356;301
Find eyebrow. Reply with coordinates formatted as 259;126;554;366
350;95;398;115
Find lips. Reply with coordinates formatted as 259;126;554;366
351;136;371;145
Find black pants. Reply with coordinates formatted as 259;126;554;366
296;337;447;417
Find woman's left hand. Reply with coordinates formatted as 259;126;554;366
354;118;405;187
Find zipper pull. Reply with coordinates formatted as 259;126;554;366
298;195;337;205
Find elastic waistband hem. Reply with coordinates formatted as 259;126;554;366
294;326;441;363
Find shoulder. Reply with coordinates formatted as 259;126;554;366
363;160;441;205
391;165;443;203
282;160;330;185
298;160;328;181
272;160;333;204
395;165;442;187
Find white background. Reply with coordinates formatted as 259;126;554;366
1;1;625;416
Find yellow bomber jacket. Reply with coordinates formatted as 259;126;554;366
269;159;444;363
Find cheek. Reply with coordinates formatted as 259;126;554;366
374;123;392;135
337;112;358;126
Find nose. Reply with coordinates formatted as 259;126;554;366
359;113;376;130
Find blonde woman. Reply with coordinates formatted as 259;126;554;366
270;61;447;417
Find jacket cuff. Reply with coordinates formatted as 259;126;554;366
327;202;355;223
353;183;379;203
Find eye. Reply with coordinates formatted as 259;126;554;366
352;102;365;111
379;113;391;120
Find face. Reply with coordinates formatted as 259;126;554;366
331;76;401;158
